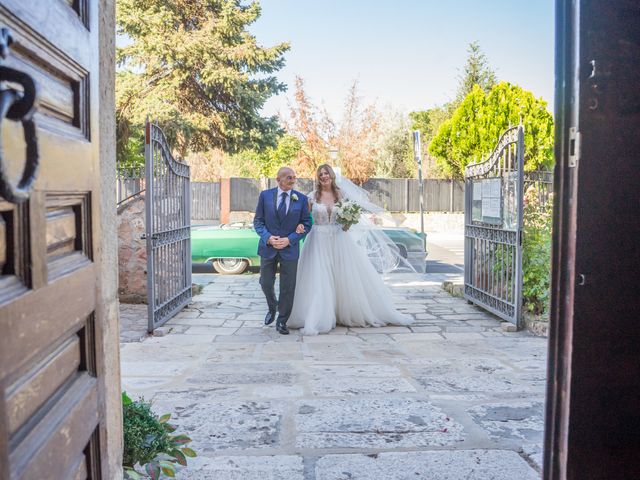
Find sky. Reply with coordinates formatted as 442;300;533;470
250;0;555;120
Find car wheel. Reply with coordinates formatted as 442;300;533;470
212;258;248;275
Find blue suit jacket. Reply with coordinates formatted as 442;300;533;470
253;188;312;261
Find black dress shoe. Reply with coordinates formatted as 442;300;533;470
264;311;276;326
276;322;289;335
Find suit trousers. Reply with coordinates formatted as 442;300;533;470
259;253;298;325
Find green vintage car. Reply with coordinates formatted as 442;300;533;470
192;222;427;274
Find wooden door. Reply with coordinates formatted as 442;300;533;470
545;0;640;478
0;1;117;478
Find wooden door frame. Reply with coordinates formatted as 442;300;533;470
544;1;577;476
545;1;640;478
95;0;123;477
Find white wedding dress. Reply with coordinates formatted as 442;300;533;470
287;199;413;335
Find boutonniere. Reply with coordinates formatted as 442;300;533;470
290;193;299;202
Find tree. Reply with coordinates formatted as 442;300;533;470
284;77;333;177
408;42;496;178
409;107;450;177
429;82;554;179
454;41;497;106
116;0;289;161
231;134;302;178
375;111;414;178
335;81;380;183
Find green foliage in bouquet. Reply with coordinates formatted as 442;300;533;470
334;200;363;231
122;392;197;479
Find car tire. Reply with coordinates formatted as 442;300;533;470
212;258;248;275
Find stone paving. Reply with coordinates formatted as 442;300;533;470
120;273;546;479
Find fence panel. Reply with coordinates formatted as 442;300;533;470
361;179;405;212
191;182;220;220
453;180;465;211
116;176;469;215
116;165;145;205
231;178;261;211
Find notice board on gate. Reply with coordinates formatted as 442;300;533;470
472;178;502;225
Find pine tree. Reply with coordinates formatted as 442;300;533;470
454;41;497;106
116;0;289;160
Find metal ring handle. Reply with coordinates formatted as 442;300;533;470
0;28;39;204
0;85;39;204
0;65;37;119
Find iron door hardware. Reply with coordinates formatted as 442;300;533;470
0;27;39;204
568;127;581;168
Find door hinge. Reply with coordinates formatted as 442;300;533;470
568;127;581;167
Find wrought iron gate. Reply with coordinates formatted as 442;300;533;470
464;126;524;325
144;120;192;332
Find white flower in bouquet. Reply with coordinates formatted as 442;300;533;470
335;200;363;231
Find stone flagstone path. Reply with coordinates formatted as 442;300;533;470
120;273;545;479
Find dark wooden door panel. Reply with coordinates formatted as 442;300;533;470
0;2;90;139
10;374;99;479
545;0;640;478
0;265;96;378
0;1;107;478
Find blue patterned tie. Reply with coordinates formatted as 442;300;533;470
277;191;288;220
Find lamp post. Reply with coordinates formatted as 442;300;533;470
413;131;426;251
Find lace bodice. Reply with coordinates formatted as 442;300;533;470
311;200;338;226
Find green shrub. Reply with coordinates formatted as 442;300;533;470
522;186;553;316
122;392;172;468
122;392;197;479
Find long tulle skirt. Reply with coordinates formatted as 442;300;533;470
288;225;413;335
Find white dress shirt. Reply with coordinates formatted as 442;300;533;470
277;187;291;214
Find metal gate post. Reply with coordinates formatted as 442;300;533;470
514;125;525;327
144;119;155;333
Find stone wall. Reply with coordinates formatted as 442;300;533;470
117;196;147;303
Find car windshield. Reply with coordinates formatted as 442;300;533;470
220;222;252;230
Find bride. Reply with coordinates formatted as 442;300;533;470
287;164;413;335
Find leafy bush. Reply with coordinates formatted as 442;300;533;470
429;82;554;179
522;185;553;316
122;392;196;479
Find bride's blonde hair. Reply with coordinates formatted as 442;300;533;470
315;164;341;203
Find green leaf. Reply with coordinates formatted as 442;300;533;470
159;461;176;477
123;467;142;480
181;447;197;458
158;413;171;424
122;391;133;406
171;434;192;446
172;449;188;466
163;423;178;433
145;462;161;480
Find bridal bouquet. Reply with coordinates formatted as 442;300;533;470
335;200;362;231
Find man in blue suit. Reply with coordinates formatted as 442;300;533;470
254;167;312;334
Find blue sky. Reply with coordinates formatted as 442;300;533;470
250;0;555;120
